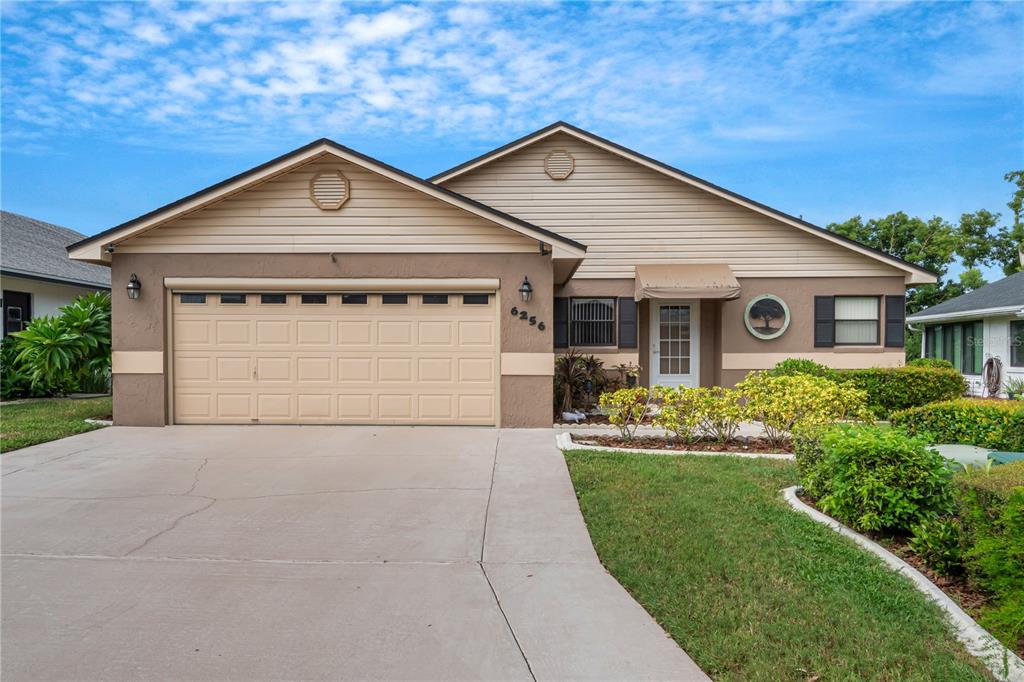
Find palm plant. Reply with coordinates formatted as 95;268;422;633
554;348;587;414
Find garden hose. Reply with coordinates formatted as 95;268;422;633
982;356;1002;397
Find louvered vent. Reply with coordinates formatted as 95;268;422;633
309;170;350;210
544;150;575;180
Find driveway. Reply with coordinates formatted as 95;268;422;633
2;426;707;681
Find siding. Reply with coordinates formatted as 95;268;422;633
444;133;899;279
120;154;536;254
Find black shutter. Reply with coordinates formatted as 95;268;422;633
618;298;638;348
814;296;835;347
554;297;569;348
884;295;906;348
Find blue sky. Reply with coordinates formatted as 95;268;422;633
2;0;1022;276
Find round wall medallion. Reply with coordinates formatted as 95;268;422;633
744;294;790;340
544;150;575;180
309;170;350;210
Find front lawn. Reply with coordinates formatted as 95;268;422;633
0;397;112;452
565;449;991;681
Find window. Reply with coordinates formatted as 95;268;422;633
462;294;489;305
382;294;408;304
220;293;246;304
260;294;287;304
1010;321;1023;368
925;321;984;374
422;294;448;305
300;294;327;305
180;293;206;304
341;294;367;304
834;296;879;345
570;298;615;346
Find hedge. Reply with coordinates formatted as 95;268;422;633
892;399;1024;451
954;462;1024;648
837;367;966;418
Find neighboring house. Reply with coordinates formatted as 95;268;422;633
68;122;935;428
1;211;111;338
908;271;1024;397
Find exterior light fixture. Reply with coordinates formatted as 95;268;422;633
518;276;533;302
126;273;142;300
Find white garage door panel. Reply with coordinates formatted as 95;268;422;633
172;293;497;425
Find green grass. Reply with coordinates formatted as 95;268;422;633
565;449;991;681
1;397;112;452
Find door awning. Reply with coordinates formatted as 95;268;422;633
634;264;741;301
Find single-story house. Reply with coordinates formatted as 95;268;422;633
1;211;111;337
908;270;1024;397
68;122;935;427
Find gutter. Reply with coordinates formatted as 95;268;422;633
907;305;1024;324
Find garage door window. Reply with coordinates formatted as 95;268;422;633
220;294;247;304
342;294;367;304
301;294;328;305
180;293;207;304
260;294;287;304
382;294;408;304
422;294;449;305
463;294;489;305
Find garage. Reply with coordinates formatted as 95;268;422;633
171;287;498;425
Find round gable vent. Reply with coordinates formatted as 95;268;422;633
309;170;350;210
544;150;575;180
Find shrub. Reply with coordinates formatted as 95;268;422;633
736;372;869;448
908;516;965;575
554;349;586;414
954;462;1024;647
0;336;37;401
767;358;837;380
652;386;703;443
907;357;955;369
892;399;1024;451
697;387;744;443
812;424;955;533
836;366;965;418
599;387;652;441
792;425;831;499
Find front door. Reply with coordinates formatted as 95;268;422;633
650;300;699;388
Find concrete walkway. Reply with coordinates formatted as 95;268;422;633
2;426;707;681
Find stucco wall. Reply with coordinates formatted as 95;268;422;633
110;252;553;427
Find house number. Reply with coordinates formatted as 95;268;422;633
509;307;545;332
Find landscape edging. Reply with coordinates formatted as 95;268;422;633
556;431;795;460
782;485;1024;682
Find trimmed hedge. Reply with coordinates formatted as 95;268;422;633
892;399;1024;451
837;367;966;418
954;462;1024;648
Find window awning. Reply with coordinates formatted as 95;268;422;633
634;264;741;301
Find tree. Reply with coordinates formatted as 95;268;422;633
994;170;1024;275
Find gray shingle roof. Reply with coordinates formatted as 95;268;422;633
1;211;110;289
908;270;1024;321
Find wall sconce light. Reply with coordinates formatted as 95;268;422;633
126;273;142;300
518;276;533;302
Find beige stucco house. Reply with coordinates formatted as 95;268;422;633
68;122;935;428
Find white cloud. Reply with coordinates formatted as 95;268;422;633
344;6;429;44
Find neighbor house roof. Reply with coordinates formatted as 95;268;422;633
907;271;1024;323
430;121;937;285
1;211;110;289
67;138;587;264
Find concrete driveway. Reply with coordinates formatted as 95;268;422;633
2;426;707;681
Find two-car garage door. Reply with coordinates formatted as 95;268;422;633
171;291;498;425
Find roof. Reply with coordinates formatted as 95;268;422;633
430;121;937;285
68;138;586;263
907;271;1024;322
1;211;110;288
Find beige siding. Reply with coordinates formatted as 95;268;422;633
120;155;536;254
444;133;900;279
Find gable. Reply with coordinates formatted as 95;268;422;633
439;127;934;283
115;153;538;256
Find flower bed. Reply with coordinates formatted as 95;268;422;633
570;433;792;454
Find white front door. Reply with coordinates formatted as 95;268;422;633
650;300;700;388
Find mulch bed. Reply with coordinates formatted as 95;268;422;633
554;414;655;426
794;492;1022;655
571;433;793;454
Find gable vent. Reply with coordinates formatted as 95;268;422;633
544;150;575;180
309;170;350;210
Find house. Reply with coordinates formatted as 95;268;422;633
67;122;935;427
1;211;111;338
908;271;1024;397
